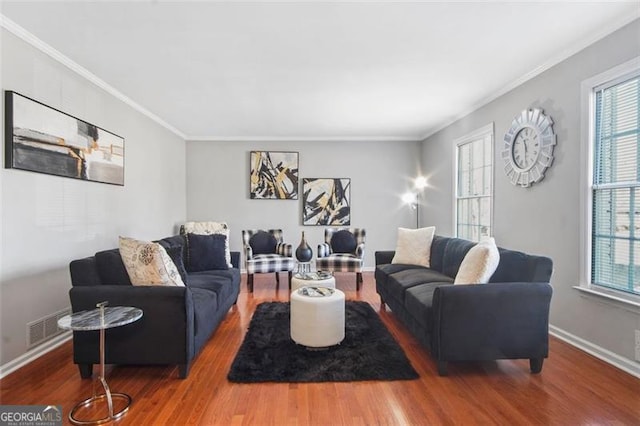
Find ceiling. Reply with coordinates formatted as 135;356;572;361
1;1;638;141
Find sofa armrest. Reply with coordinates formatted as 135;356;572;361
431;282;552;362
375;251;395;265
69;285;194;365
230;251;240;268
69;257;102;286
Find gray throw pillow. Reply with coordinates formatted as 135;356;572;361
249;231;278;255
331;230;357;253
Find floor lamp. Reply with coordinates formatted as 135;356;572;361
402;176;427;229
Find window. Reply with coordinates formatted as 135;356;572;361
591;70;640;296
455;124;493;242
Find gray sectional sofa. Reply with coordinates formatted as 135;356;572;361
375;235;553;376
68;234;240;379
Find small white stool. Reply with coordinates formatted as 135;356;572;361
290;287;345;348
291;274;336;291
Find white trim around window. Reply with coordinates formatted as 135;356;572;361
453;123;494;241
578;56;640;310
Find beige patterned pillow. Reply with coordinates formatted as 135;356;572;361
391;227;435;267
119;236;185;286
454;237;500;285
182;221;232;267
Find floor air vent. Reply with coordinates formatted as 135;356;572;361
27;308;71;348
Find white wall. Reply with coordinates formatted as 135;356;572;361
0;30;187;368
420;20;640;370
186;139;421;268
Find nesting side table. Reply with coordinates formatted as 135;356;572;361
58;302;142;425
291;271;336;291
290;286;345;348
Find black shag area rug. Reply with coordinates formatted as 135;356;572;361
227;301;419;383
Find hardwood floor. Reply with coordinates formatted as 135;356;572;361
1;272;639;425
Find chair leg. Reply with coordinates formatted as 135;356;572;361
248;274;254;292
288;271;293;289
356;272;363;291
275;272;280;284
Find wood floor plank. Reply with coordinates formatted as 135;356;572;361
1;272;638;425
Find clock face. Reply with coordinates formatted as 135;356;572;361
512;126;540;170
502;108;556;187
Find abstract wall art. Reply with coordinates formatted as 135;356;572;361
4;91;124;185
302;178;351;225
249;151;299;199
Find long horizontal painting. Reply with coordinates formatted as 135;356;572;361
302;178;351;226
250;151;298;199
4;91;124;185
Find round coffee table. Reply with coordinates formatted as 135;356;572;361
291;271;335;291
58;302;142;425
290;286;345;348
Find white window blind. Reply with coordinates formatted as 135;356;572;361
592;73;640;295
456;127;493;242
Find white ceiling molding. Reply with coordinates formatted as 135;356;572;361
187;135;421;142
1;5;637;143
0;14;187;140
419;10;640;141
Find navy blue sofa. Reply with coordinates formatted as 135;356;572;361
375;235;553;376
68;235;240;379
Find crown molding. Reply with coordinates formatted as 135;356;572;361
419;13;640;141
0;14;187;140
3;11;637;144
187;135;421;142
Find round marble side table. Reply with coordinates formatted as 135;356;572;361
58;302;142;425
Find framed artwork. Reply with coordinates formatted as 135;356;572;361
4;91;124;185
250;151;299;199
302;178;351;225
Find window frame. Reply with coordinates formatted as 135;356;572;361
578;56;640;308
453;123;494;241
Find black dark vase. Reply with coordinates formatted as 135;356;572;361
295;231;313;262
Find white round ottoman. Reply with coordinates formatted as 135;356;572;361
291;273;336;291
290;286;345;348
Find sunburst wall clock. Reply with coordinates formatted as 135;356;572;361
502;108;556;187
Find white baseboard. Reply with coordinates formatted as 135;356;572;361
0;332;72;380
549;325;640;378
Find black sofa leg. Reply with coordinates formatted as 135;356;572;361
78;364;93;379
356;272;363;291
529;358;544;374
437;361;448;376
179;363;190;379
248;274;254;292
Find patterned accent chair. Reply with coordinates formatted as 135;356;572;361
316;228;366;290
241;229;295;292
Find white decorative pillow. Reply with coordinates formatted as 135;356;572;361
454;237;500;285
183;221;232;268
119;237;185;286
391;227;436;267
